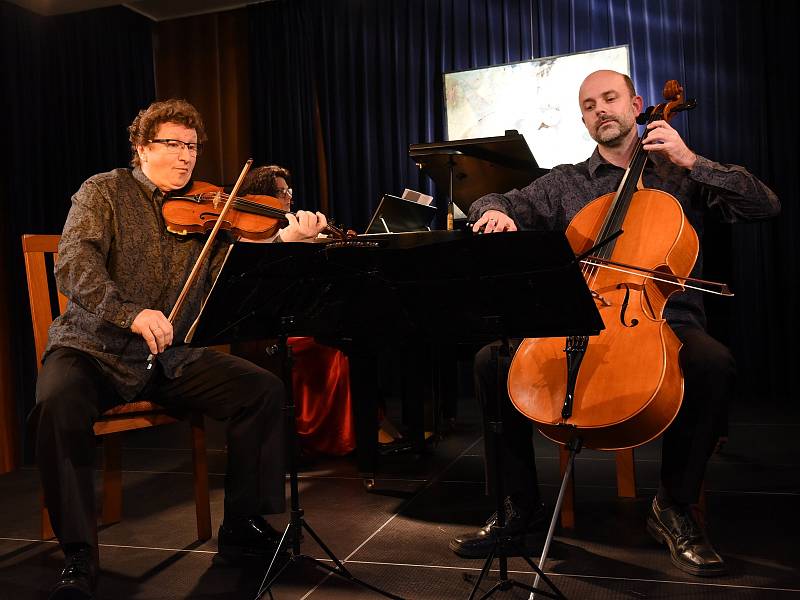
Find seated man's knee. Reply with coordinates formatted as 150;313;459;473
250;368;286;414
34;353;103;431
711;344;736;378
475;342;510;380
35;388;98;436
474;344;497;379
684;339;736;383
31;348;115;438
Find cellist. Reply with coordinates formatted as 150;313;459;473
449;70;780;576
29;98;328;600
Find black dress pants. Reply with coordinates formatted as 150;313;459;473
31;347;286;549
474;324;735;506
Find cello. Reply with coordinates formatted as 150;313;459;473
507;80;702;451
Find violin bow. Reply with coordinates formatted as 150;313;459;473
146;159;253;369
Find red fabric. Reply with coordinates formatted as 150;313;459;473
288;336;355;455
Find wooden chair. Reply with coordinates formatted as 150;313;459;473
22;234;212;543
558;445;708;528
558;447;637;528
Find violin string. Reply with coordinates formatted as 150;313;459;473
231;197;288;219
173;192;351;238
195;192;289;220
170;191;346;241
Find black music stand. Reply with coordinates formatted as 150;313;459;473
187;232;603;600
409;130;548;218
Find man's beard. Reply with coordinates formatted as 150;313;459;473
594;116;634;147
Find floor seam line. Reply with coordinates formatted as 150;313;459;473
298;434;485;598
4;539;796;595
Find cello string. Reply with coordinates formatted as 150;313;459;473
595;102;663;261
584;101;665;294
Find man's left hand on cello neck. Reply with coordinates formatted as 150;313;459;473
643;120;698;170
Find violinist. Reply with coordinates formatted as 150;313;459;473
450;70;780;576
240;164;294;210
30;98;327;600
234;164;357;457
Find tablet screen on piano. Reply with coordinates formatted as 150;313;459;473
364;194;437;234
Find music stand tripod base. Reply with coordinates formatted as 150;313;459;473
464;340;565;600
253;334;404;600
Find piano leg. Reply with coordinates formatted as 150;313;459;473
348;351;380;487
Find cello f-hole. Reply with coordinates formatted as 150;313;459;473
617;283;639;327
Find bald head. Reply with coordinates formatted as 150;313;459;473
579;70;636;105
578;70;642;148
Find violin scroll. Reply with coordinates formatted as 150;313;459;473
323;222;358;240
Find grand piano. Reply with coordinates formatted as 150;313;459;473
187;229;601;481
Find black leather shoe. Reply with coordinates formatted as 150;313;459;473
449;497;548;558
48;545;97;599
647;498;727;576
217;515;285;562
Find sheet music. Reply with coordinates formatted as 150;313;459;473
401;188;434;205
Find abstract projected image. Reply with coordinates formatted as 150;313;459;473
445;46;630;169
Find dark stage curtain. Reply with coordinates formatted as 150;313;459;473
248;0;536;227
248;0;796;403
0;2;155;463
153;9;252;186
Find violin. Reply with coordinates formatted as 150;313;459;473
507;80;701;450
162;180;355;241
146;161;353;369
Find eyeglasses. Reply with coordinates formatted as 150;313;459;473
148;139;203;156
275;188;293;198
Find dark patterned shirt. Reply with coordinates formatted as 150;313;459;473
45;167;233;401
469;149;780;328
